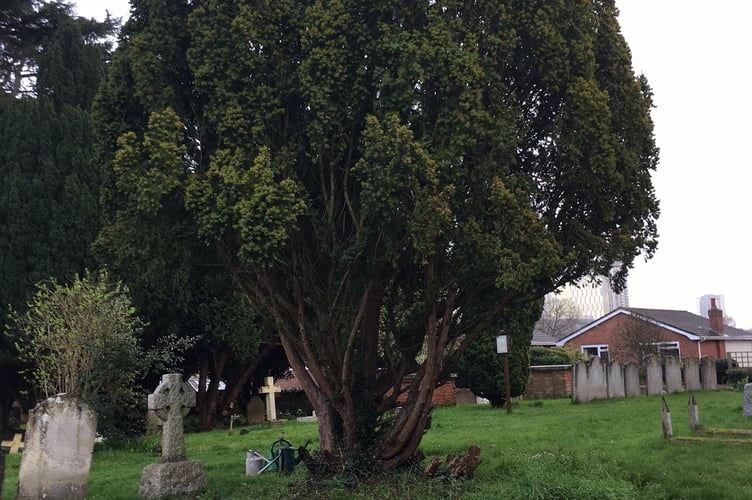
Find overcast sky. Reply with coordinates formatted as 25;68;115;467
73;1;752;329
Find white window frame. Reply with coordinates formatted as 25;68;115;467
581;344;609;362
653;341;680;358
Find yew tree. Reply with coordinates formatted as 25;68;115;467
96;0;658;470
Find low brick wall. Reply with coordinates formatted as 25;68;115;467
393;377;457;406
523;365;572;399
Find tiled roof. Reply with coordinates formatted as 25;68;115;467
626;307;750;338
532;329;557;346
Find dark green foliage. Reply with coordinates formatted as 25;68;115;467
0;1;115;431
456;298;543;407
94;0;660;464
726;368;752;387
530;346;576;366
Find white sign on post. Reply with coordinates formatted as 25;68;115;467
496;335;508;354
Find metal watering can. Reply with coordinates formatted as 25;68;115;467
246;435;310;475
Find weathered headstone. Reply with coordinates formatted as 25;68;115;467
259;376;282;421
145;409;162;436
661;396;673;439
138;373;207;499
246;395;265;425
743;383;752;419
624;362;641;397
683;357;701;392
606;361;626;399
573;357;607;403
664;356;682;394
645;355;664;396
688;391;700;431
16;394;97;500
701;357;717;390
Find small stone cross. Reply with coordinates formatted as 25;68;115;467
259;376;282;421
148;373;196;462
1;433;24;454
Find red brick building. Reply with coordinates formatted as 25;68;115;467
554;301;745;363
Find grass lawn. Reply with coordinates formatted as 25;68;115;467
4;390;752;499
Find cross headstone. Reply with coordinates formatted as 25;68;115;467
139;373;207;499
147;373;195;463
0;433;23;454
259;376;282;422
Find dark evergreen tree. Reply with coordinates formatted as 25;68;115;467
95;0;659;470
0;1;113;431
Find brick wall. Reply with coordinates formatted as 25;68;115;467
393;378;457;406
523;365;572;399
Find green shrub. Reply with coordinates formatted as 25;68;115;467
530;346;574;366
11;270;148;439
727;368;752;388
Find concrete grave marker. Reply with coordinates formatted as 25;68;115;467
138;373;207;499
645;355;664;396
683;357;701;392
0;433;23;454
701;357;717;390
259;376;282;421
661;396;673;439
16;394;97;500
688;391;700;431
246;395;265;425
664;356;682;394
624;362;641;397
606;360;626;399
744;383;752;419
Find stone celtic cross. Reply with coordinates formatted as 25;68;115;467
259;376;282;422
148;373;195;462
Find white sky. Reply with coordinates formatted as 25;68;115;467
74;1;752;329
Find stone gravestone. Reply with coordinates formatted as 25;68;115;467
573;357;607;403
743;383;752;419
664;356;682;394
683;357;701;392
145;409;162;436
16;394;97;500
624;362;641;397
606;361;626;399
139;373;207;499
645;355;664;396
661;396;673;439
700;357;717;390
259;376;282;421
246;395;265;425
688;391;701;431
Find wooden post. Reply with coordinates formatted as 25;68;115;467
504;352;512;414
496;334;512;414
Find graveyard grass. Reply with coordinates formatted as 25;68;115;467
4;390;752;499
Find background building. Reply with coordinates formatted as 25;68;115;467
698;294;726;318
552;277;629;321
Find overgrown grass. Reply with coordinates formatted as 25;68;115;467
4;390;752;498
